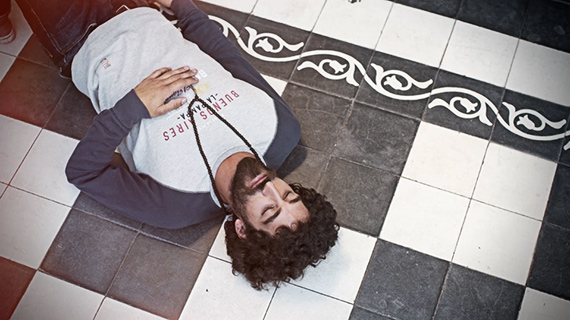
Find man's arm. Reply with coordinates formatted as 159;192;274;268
66;67;223;228
169;0;302;169
170;0;269;91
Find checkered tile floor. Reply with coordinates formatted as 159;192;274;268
1;0;570;319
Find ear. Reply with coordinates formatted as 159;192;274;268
234;218;247;240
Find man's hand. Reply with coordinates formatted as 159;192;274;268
134;66;198;118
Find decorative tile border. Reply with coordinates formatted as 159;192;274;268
211;16;570;152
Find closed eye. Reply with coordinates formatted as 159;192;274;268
263;208;281;225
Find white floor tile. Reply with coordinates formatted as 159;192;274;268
253;0;326;31
402;122;488;197
376;4;454;68
95;298;166;320
473;143;556;220
453;200;541;285
208;216;231;262
201;0;258;13
0;187;69;268
262;74;288;96
0;116;41;184
0;51;16;83
0;0;33;57
265;283;352;320
380;179;470;261
290;227;375;303
313;0;392;49
440;21;518;87
518;288;570;320
11;272;103;320
11;130;80;206
179;257;274;320
210;223;374;305
507;40;570;107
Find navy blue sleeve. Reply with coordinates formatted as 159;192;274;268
65;90;222;229
171;0;301;169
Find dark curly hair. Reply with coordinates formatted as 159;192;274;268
224;183;339;290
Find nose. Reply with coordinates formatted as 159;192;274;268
262;181;281;199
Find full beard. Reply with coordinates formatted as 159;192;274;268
229;156;275;217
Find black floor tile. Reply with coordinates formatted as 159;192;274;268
522;0;570;54
457;0;529;37
356;51;437;120
140;215;223;253
73;193;143;230
278;145;330;190
17;35;57;69
0;257;35;320
527;223;570;300
333;103;419;175
425;70;502;140
44;84;97;140
355;240;448;320
107;234;206;319
491;90;570;162
40;209;137;294
0;59;70;127
560;134;570;165
350;306;393;320
282;83;351;152
239;16;309;80
544;164;570;230
291;34;374;100
318;157;399;236
434;265;525;320
396;0;462;18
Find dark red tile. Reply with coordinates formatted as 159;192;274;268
0;59;70;127
0;257;35;320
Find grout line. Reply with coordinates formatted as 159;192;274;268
371;0;395;53
42;82;72;131
4;130;42;189
4;185;75;209
96;230;142;313
431;261;454;320
309;0;329;33
286;281;355;305
261;285;278;320
448;197;475;265
249;0;259;15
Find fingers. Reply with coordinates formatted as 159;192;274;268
137;66;199;118
158;65;196;81
147;66;196;81
148;67;172;79
166;75;199;93
159;97;188;116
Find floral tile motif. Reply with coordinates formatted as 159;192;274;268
208;15;570;157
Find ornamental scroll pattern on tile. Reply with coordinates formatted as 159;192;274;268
210;16;570;151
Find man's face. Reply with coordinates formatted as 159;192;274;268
230;157;309;236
